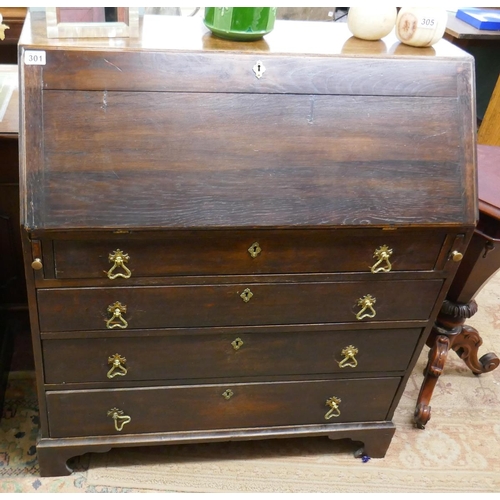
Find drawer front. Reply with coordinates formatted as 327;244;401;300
46;377;400;437
37;280;443;332
50;229;448;279
42;328;422;384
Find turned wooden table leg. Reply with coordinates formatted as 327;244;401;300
414;332;452;429
415;298;499;429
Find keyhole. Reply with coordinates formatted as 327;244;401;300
232;337;244;350
253;60;265;79
248;242;261;258
240;288;254;302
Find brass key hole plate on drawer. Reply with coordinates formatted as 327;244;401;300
240;288;254;303
231;338;244;350
222;389;234;400
248;242;261;258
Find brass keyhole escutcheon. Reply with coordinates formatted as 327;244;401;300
106;301;128;329
240;288;254;303
253;60;265;79
338;345;359;369
355;294;377;321
106;249;132;279
107;353;128;379
222;389;234;400
325;396;342;420
248;242;262;258
107;407;131;432
371;245;393;273
232;338;244;350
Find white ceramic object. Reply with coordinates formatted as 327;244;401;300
347;7;397;41
396;7;448;47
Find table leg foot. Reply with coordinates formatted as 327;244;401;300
414;334;451;429
452;324;500;374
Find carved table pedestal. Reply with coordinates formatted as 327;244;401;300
415;144;500;428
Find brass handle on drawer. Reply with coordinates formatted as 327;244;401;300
338;345;358;368
106;301;128;329
325;396;342;419
248;242;262;258
107;407;131;432
355;294;377;320
107;354;128;378
371;245;393;273
106;249;132;279
451;250;463;262
240;288;254;303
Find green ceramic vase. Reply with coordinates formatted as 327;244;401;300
204;7;276;41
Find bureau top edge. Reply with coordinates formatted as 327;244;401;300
19;11;474;62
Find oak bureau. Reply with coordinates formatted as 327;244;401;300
18;13;477;476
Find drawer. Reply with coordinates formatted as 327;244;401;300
46;377;400;437
49;229;449;280
37;279;443;332
42;327;422;384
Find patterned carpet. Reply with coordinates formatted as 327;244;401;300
1;271;499;492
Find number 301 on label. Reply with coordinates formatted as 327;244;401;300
24;50;47;65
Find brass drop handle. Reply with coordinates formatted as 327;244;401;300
338;345;358;368
355;294;377;320
325;396;342;420
106;301;128;329
240;288;254;303
248;242;262;258
106;249;132;279
371;245;393;273
107;354;128;378
107;407;131;432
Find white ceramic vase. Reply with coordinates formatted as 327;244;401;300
347;7;397;41
396;7;448;47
